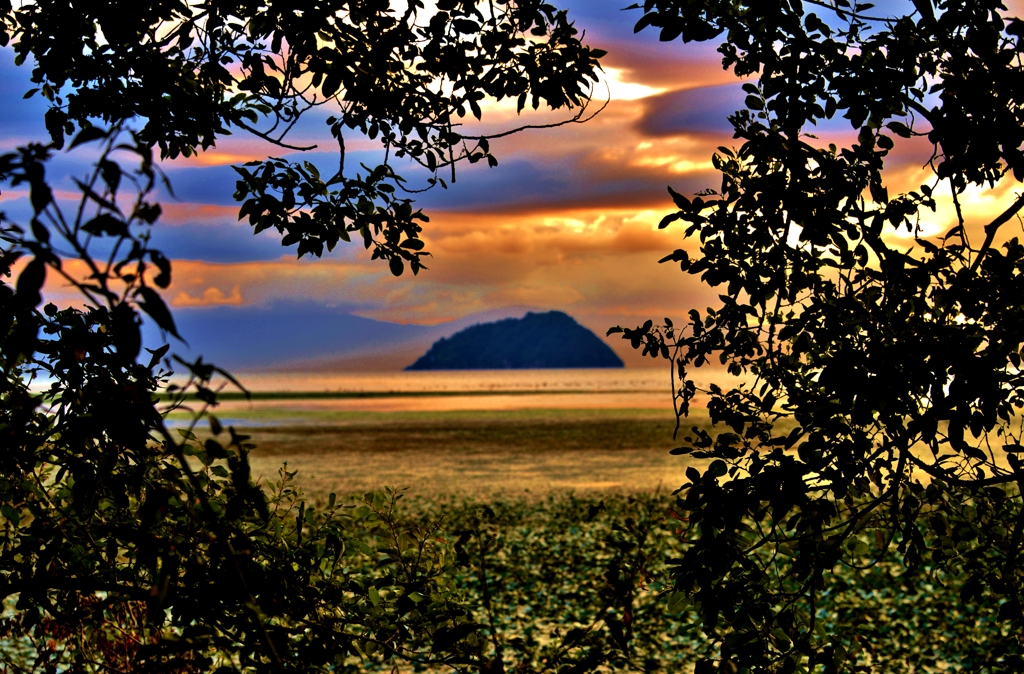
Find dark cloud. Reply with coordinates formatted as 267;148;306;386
636;84;744;137
158;146;701;218
561;0;723;56
635;82;880;140
158;164;248;206
149;142;706;266
148;222;288;263
413;153;707;214
560;0;740;90
158;147;386;204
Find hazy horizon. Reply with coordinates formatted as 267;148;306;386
2;0;991;372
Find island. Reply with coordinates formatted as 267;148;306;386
405;311;624;370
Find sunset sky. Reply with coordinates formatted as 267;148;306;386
2;0;1021;372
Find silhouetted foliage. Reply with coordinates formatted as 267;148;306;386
0;2;611;671
3;0;605;270
406;310;624;370
614;0;1024;671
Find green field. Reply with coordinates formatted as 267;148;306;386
156;400;1005;673
1;399;997;673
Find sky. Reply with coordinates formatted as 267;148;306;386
2;0;1022;372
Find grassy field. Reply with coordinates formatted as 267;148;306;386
169;402;709;499
4;394;997;673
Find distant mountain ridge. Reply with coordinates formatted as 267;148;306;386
405;311;624;370
153;301;437;371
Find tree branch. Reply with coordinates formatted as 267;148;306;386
0;578;151;602
969;191;1024;273
235;120;317;151
459;93;609;142
905;451;1014;487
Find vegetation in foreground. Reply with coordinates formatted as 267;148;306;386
611;1;1024;670
3;471;1012;673
3;0;1024;671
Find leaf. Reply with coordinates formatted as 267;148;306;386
82;213;129;237
145;343;170;369
667;186;690;210
321;71;342;98
150;251;172;288
68;125;108;150
432;623;481;653
389;256;404;276
205;439;227;459
136;286;181;339
72;178;119;212
886;121;913;138
1;504;20;527
135;202;162;224
659;212;683;229
44;108;68;148
667;591;689;613
633;13;654;33
31;218;49;244
30;181;52;214
99;159;122;192
16;257;46;307
110;301;141;362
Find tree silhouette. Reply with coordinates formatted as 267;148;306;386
0;2;607;670
615;0;1024;671
5;0;605;268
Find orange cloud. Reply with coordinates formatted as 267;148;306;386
53;14;1018;370
594;31;738;91
156;201;711;331
160;202;240;226
173;285;244;307
165;257;388;307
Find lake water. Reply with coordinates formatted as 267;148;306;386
165;367;718;496
214;367;680;413
231;367;671;393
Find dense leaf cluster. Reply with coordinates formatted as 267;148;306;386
0;1;610;670
614;0;1024;671
7;490;1013;673
0;132;562;671
1;0;605;271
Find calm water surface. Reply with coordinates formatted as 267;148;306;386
166;368;714;495
210;368;692;413
230;368;673;394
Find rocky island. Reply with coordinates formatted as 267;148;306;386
405;311;624;370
